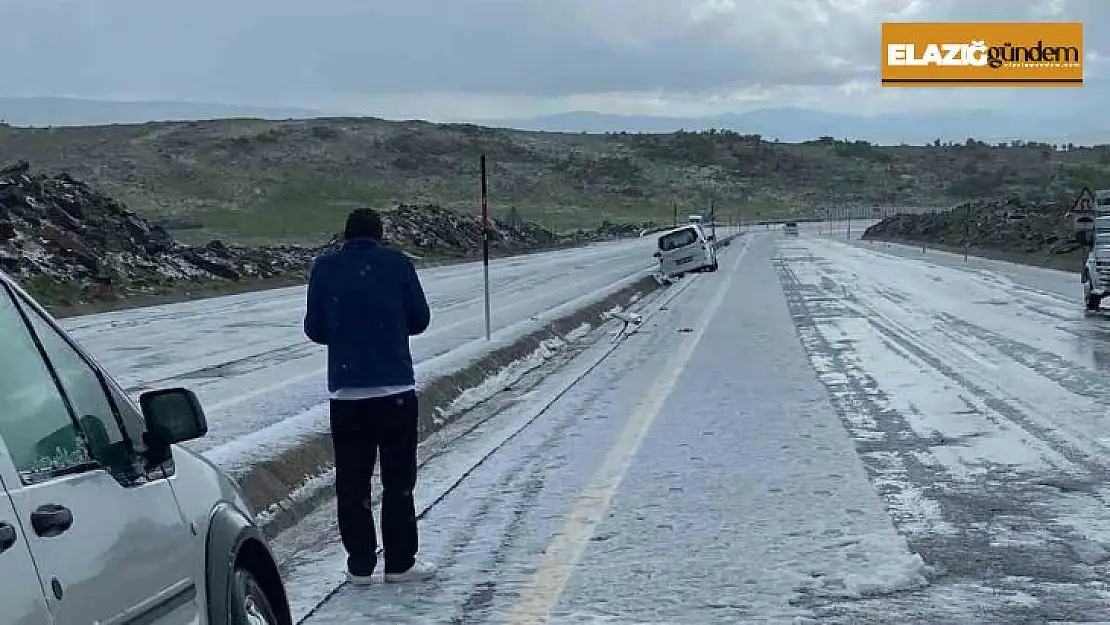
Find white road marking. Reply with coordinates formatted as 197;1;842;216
502;241;748;624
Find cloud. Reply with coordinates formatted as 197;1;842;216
0;0;1105;121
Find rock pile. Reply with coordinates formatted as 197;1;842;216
383;203;557;255
594;220;659;238
322;204;646;257
0;160;319;303
1;162;653;307
560;219;663;243
861;196;1085;263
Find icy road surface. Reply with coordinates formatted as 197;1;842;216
276;230;1110;623
283;233;930;624
57;238;662;453
775;234;1110;621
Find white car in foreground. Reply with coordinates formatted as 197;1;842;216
0;270;291;625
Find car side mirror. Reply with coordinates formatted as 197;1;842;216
139;388;208;465
706;234;715;241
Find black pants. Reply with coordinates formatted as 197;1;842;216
330;391;419;575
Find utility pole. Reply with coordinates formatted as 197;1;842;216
480;155;491;340
710;198;717;240
964;202;971;262
923;207;928;254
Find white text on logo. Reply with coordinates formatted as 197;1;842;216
886;42;989;66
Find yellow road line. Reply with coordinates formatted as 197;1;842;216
502;241;749;624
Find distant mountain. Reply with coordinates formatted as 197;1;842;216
3;96;1106;145
474;107;1110;146
0;96;322;127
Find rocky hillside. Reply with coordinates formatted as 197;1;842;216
861;195;1087;271
0;161;626;311
2;119;1109;243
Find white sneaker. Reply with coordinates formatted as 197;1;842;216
346;570;375;586
383;560;437;583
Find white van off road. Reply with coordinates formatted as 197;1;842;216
654;224;719;278
0;270;292;625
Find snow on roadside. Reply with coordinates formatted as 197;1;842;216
436;337;569;424
205;403;329;477
255;469;335;528
202;269;650;473
793;534;930;600
271;313;652;622
250;324;604;527
565;323;593;343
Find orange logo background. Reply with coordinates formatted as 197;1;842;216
881;22;1083;87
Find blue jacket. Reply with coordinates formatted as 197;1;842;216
303;237;431;392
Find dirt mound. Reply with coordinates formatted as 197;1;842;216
1;162;649;308
861;196;1087;269
0;161;319;302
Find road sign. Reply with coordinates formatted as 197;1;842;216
1072;186;1096;233
1072;186;1096;214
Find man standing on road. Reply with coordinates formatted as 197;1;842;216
303;208;437;585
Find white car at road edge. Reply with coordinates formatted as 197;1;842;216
0;269;292;625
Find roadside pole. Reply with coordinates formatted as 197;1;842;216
710;198;717;240
964;202;970;262
480;155;491;340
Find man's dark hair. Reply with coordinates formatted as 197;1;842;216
344;208;384;241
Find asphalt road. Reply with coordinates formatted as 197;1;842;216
57;236;665;454
266;227;1110;623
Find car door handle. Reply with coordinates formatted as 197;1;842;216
0;522;16;553
30;504;73;538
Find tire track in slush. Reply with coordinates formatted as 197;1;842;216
797;252;1110;479
935;313;1110;404
446;357;647;625
775;255;1110;623
397;308;673;624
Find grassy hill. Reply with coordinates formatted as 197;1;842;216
3;118;1110;244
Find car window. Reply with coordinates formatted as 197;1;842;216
17;295;136;474
0;284;94;482
658;228;698;251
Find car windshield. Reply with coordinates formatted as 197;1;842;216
658;228;698;251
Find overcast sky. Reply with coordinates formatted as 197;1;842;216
0;0;1106;121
